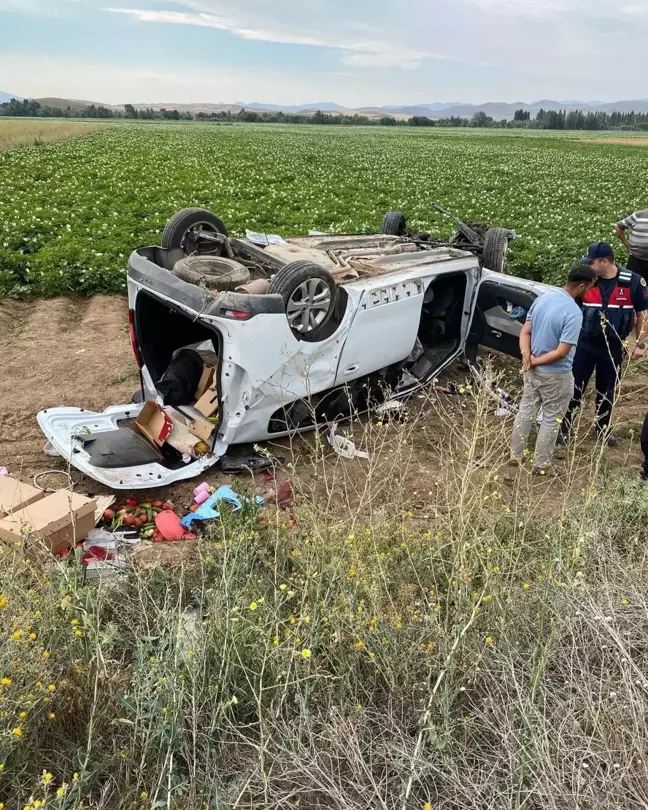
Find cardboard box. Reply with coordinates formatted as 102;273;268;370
195;383;219;418
0;490;96;555
0;476;45;519
134;402;174;447
189;416;215;443
195;366;215;400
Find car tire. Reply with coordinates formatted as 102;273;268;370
268;261;337;338
381;211;407;236
173;256;250;291
482;227;510;273
161;207;228;252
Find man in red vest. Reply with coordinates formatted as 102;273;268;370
561;242;648;445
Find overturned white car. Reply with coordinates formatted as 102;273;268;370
38;207;553;489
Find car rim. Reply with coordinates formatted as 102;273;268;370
182;222;221;252
286;279;332;332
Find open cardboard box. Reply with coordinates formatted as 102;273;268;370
195;366;215;400
195;382;219;419
134;402;174;447
0;475;45;519
0;490;96;555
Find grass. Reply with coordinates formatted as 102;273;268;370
1;368;647;809
2;123;648;297
0;120;101;152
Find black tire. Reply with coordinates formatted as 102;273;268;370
381;211;407;236
482;227;510;273
173;256;250;291
268;261;337;338
161;207;228;252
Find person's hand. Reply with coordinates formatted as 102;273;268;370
631;346;645;361
521;350;532;372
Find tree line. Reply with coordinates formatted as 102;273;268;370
3;97;648;131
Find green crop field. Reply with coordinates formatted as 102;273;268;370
1;122;647;297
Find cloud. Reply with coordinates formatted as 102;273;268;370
4;0;648;103
100;0;648;84
105;2;438;71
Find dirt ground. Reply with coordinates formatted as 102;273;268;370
1;295;647;525
581;138;648;147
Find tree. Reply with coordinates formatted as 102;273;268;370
409;116;434;127
379;115;397;126
124;104;138;119
514;108;530;122
470;111;493;128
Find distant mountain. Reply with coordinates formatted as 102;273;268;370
235;101;345;113
0;90;23;103
33;97;105;110
9;94;648;121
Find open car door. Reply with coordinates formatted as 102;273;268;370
465;270;556;362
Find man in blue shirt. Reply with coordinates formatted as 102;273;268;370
511;265;596;472
561;242;648;446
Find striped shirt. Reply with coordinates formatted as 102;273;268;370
618;210;648;259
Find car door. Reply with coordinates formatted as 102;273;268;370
466;270;555;360
334;274;426;387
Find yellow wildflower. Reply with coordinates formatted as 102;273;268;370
0;595;7;609
0;679;11;687
42;771;53;784
485;636;494;645
28;634;37;641
47;684;56;692
11;631;23;641
301;649;312;659
249;602;258;611
42;651;50;659
12;727;22;736
18;712;26;719
48;713;55;720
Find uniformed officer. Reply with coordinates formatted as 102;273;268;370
561;241;648;446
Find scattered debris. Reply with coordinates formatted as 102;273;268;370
0;489;96;555
0;474;45;518
33;470;74;493
218;451;280;474
245;230;285;246
154;510;192;542
94;495;116;526
275;480;294;508
193;482;212;505
328;425;370;460
375;399;408;423
180;485;263;528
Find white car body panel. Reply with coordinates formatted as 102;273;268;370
37;405;227;490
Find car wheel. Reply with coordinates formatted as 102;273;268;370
268;261;337;338
173;256;250;291
482;227;510;273
162;207;228;254
381;211;407;236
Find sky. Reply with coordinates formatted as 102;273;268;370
1;0;647;106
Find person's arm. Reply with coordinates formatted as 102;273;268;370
519;319;532;371
632;311;647;360
616;213;637;252
530;307;581;367
615;223;631;252
630;276;648;359
531;343;573;367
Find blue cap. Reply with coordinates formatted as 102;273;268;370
579;241;615;264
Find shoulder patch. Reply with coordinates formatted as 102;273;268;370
641;277;647;287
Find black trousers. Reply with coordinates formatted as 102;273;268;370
642;411;648;479
628;255;648;284
563;338;624;435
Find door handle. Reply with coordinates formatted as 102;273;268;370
490;330;502;339
344;364;360;375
